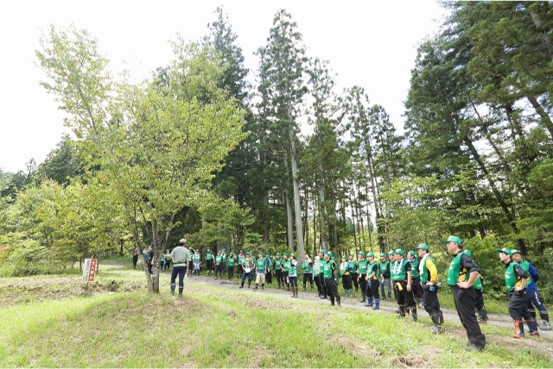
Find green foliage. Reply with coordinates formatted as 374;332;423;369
0;233;55;277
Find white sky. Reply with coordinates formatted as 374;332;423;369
0;0;447;173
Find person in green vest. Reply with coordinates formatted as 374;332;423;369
237;250;245;279
281;254;291;291
446;235;485;351
265;254;273;285
464;250;488;324
379;253;391;300
365;252;380;309
289;253;299;297
339;255;353;298
510;249;551;331
191;249;201;276
170;239;191;296
407;250;423;308
314;250;326;299
254;252;267;290
164;250;172;271
388;250;397;301
357;251;369;303
323;251;341;306
205;248;214;277
227;252;236;280
215;251;224;280
496;248;539;338
417;243;444;334
391;249;417;321
348;254;359;294
301;254;314;291
239;251;254;288
274;253;284;289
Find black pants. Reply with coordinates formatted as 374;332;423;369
314;275;325;297
266;270;272;284
367;279;380;299
351;272;359;291
422;284;441;316
393;280;415;308
303;273;313;289
227;265;234;279
359;274;368;300
451;285;486;350
342;274;353;290
412;277;423;299
241;271;252;287
275;270;283;287
132;255;138;269
325;277;340;305
509;290;531;320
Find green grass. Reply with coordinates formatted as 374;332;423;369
0;267;551;368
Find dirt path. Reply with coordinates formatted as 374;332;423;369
186;274;553;335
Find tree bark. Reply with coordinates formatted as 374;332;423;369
289;130;305;260
527;95;553;139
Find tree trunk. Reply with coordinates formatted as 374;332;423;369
289;131;305;260
463;137;527;254
527;95;553;139
317;165;327;247
303;186;309;252
285;191;294;251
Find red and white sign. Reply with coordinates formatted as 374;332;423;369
82;259;97;282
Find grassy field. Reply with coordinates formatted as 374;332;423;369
0;263;551;368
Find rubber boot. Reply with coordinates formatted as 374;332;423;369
411;306;418;322
360;291;366;303
373;299;380;310
431;312;444;334
541;319;552;331
295;287;299;298
170;283;176;296
337;296;341;306
526;318;540;336
478;307;489;324
330;295;335;306
262;283;264;290
365;297;373;307
397;305;405;318
513;320;525;339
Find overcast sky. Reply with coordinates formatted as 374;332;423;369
0;0;447;173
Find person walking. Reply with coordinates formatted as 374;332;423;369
274;253;284;289
379;253;391;299
323;251;341;306
170;239;191;296
417;243;444;334
191;249;201;276
510;249;551;331
205;248;215;277
497;248;539;338
446;235;486;351
365;252;380;309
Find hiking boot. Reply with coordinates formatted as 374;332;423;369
513;320;525;339
540;321;552;331
464;343;483;352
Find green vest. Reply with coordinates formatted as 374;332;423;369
193;254;200;263
367;262;379;280
504;261;523;292
256;258;266;272
227;256;235;266
380;260;389;275
348;260;357;273
288;260;298;277
282;260;291;272
419;255;436;284
358;259;368;274
409;257;420;278
391;259;408;281
473;276;482;290
216;255;222;264
517;260;532;284
238;255;245;266
302;261;312;273
323;260;335;279
447;252;468;286
206;252;213;261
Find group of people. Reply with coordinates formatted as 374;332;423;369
154;235;550;352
